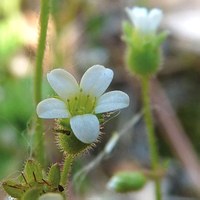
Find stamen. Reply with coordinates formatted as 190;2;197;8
84;94;90;110
66;99;72;114
78;91;83;112
72;96;78;114
67;92;96;116
91;97;97;111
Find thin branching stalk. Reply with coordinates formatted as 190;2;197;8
73;113;143;190
141;77;162;200
33;0;50;166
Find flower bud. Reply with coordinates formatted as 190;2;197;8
107;171;146;193
56;120;91;155
122;7;168;77
127;38;160;76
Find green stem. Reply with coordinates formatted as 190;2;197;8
33;0;50;166
141;77;162;200
34;0;50;104
60;154;74;187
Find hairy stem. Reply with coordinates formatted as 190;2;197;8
33;0;50;166
141;77;162;200
60;154;74;188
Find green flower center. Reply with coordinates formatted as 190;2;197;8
66;89;97;116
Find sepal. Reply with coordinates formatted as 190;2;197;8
22;187;41;200
24;159;43;184
48;163;61;188
56;120;91;155
2;180;26;198
155;31;169;46
122;21;133;44
2;159;65;199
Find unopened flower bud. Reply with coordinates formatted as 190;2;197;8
107;171;146;193
122;7;168;77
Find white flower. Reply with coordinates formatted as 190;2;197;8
125;7;163;34
37;65;129;144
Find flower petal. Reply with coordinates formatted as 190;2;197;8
36;98;70;119
95;91;129;114
80;65;113;97
148;8;163;32
47;69;79;100
126;7;148;33
70;114;99;143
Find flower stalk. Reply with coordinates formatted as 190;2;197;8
33;0;50;166
141;77;161;200
60;154;74;187
123;7;168;200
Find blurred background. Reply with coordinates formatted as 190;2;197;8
1;0;200;199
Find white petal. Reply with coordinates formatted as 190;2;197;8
132;7;148;17
95;91;129;114
148;8;163;32
126;7;148;32
39;193;64;200
125;7;135;24
47;69;79;100
80;65;113;97
70;114;99;143
36;98;70;119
